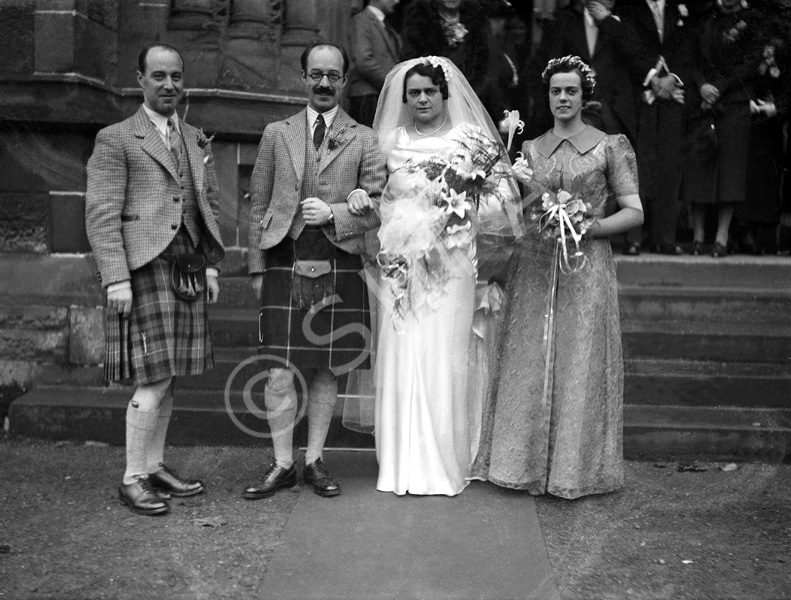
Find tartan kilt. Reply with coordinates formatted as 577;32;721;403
258;228;371;375
103;227;213;385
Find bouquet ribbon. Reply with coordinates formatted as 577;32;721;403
537;203;587;274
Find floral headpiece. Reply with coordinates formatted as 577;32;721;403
541;55;596;94
422;56;454;82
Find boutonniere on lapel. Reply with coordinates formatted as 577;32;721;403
197;128;215;163
326;128;348;152
676;4;688;27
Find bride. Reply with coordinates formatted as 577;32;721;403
349;57;521;496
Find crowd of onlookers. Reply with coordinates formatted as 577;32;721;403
345;0;791;256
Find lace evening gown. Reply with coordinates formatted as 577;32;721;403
474;127;638;499
375;126;480;496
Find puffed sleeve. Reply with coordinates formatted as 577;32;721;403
605;134;639;198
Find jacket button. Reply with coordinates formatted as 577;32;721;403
171;224;178;230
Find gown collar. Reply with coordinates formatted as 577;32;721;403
534;126;606;158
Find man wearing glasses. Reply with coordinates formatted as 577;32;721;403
244;42;387;500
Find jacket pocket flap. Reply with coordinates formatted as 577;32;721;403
120;214;140;222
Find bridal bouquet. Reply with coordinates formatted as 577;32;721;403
378;125;512;324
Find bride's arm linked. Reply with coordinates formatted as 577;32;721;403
332;128;387;234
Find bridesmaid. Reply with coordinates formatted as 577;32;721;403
473;55;643;500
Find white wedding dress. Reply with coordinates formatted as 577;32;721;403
374;126;480;496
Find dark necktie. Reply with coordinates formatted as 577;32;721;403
167;118;182;168
313;114;326;151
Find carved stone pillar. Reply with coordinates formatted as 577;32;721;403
281;0;319;46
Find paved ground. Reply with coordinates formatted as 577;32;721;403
1;433;789;600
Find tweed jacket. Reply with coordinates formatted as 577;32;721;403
86;106;225;287
348;7;401;97
247;108;387;274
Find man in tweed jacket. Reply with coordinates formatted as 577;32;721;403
86;44;225;516
244;42;387;500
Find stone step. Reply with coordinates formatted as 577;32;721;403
614;254;791;290
183;350;790;408
622;320;791;363
624;359;791;408
618;286;791;324
623;405;791;463
10;386;791;462
211;255;791;311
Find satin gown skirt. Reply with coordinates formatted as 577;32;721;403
374;250;477;496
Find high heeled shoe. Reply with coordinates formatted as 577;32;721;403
711;242;728;258
691;241;704;256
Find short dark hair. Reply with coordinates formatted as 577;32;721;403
401;62;450;103
300;42;350;76
138;44;185;74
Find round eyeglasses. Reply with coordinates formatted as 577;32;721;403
307;70;343;83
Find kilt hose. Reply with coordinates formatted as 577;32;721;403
258;227;371;375
103;226;213;385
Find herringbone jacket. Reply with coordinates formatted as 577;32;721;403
247;108;387;274
86;106;225;287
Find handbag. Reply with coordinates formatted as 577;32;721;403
291;259;334;310
170;253;206;302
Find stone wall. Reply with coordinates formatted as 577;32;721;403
0;0;361;406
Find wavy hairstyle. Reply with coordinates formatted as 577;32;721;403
541;55;596;102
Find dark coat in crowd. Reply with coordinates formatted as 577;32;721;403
544;4;642;142
618;0;700;247
400;0;491;98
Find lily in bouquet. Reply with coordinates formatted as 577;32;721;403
377;124;514;326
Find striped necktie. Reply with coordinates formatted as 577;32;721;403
167;118;182;168
313;114;326;151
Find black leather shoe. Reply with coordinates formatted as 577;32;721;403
711;241;728;258
303;458;341;497
691;241;704;256
243;464;297;500
654;243;684;255
623;241;641;256
148;463;204;497
119;477;170;516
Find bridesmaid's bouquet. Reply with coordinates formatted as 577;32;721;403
530;187;595;274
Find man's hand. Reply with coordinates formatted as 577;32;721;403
250;274;264;301
751;99;777;118
347;189;373;216
700;83;720;105
652;75;681;101
586;1;612;23
107;286;133;317
301;197;333;225
207;275;220;304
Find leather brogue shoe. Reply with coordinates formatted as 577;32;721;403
119;477;170;516
303;458;341;497
148;463;204;497
243;464;297;500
